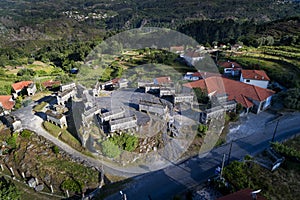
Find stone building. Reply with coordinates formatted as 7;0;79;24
109;116;137;132
173;94;194;104
60;82;76;92
200;106;225;124
139;99;168;115
45;110;67;128
159;87;175;97
82;105;101;123
57;89;76;105
0;115;21;132
99;108;125;123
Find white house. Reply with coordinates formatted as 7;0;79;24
183;76;275;114
11;81;36;97
218;61;242;77
240;70;270;89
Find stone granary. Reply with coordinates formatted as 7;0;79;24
173;93;194;104
200;106;225;124
45;109;67;128
56;89;76;105
60;82;76;92
139;99;168;115
109;116;138;132
99;108;125;123
82;105;101;123
159;87;175;97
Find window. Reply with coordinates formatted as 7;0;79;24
246;79;250;82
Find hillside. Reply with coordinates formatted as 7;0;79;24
178;16;300;45
0;0;299;43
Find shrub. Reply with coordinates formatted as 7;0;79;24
109;133;138;152
20;130;32;139
6;133;18;149
223;161;249;189
61;178;83;193
52;146;59;154
0;177;21;200
101;140;121;158
271;142;300;160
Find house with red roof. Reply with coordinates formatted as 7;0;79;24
183;76;275;114
218;61;242;77
240;70;270;89
0;95;15;114
42;80;61;89
11;81;36;97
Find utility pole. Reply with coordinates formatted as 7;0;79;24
227;141;233;165
271;119;280;142
220;154;226;179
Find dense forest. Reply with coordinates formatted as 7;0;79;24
0;0;299;43
178;17;300;46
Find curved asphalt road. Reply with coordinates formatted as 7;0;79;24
12;103;142;177
12;104;300;200
105;112;300;200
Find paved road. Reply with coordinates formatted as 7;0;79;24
105;112;300;200
12;103;143;177
12;104;300;200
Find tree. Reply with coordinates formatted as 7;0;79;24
282;88;300;110
109;134;138;152
101;140;121;158
194;88;209;104
236;103;243;114
17;68;35;76
0;177;21;200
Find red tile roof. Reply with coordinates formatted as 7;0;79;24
111;78;120;84
217;189;267;200
218;61;242;69
0;95;15;110
241;70;270;81
155;76;172;84
11;81;33;91
42;80;61;88
183;76;274;108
